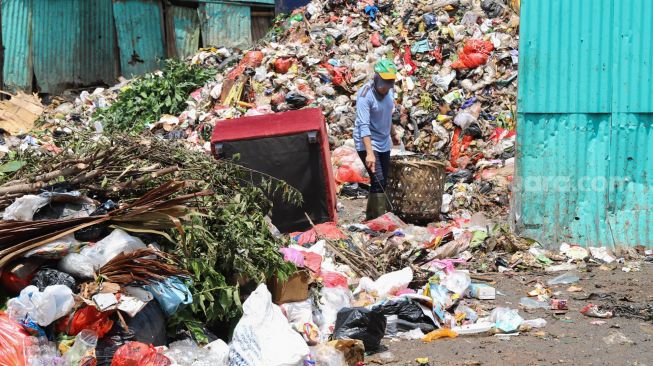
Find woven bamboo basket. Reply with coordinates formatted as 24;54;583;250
386;158;446;223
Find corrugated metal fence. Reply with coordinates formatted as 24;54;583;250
1;0;276;94
513;0;653;248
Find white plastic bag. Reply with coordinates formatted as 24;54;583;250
59;229;146;278
441;270;471;295
490;307;524;333
229;284;309;366
7;285;74;326
353;267;413;298
309;344;347;366
281;300;314;326
2;194;50;221
318;287;353;337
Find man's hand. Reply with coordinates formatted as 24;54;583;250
392;132;401;146
365;152;376;172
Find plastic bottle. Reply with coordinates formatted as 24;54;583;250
547;272;580;285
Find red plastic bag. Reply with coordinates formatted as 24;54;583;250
57;306;114;338
227;50;264;79
370;32;382;47
303;252;323;273
274;58;294;74
365;212;406;232
0;312;30;366
332;146;370;185
403;46;417;75
320;271;349;289
452;40;494;69
111;342;171;366
293;222;347;246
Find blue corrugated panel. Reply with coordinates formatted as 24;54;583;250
2;0;33;93
32;0;77;94
607;113;653;247
514;113;612;247
75;0;117;86
518;0;613;113
612;0;653;112
167;5;200;60
515;0;653;248
198;3;252;49
113;0;166;77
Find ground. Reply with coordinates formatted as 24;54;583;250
338;198;653;366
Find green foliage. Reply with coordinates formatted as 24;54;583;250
94;59;215;133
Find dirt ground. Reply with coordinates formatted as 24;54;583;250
338;198;653;366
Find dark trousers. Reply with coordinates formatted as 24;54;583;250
358;150;391;193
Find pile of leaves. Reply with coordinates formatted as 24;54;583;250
94;59;216;133
1;133;300;340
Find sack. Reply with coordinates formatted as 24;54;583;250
332;308;386;351
228;284;309;366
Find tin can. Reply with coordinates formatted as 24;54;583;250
551;299;568;310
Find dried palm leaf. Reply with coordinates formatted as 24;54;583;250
99;248;188;285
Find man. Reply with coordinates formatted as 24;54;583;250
354;59;400;220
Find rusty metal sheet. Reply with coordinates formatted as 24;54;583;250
166;5;200;60
198;3;252;49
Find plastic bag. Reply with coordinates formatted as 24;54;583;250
111;342;171;366
57;305;114;338
30;268;75;291
490;307;524;333
481;0;504;18
309;344;347;366
281;300;314;325
354;267;413;298
332;308;386;351
373;299;437;333
331;146;370;185
64;330;98;366
228;284;309;366
163;339;229;366
2;194;50;220
318;287;353;337
285;92;310;110
24;234;81;259
452;40;495;69
279;248;305;267
96;301;167;366
365;212;405;232
143;277;192;317
292;222;347;246
441;270;471;295
7;285;74;326
321;271;349;289
0;312;30;366
59;229;146;279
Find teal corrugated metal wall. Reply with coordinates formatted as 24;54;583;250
515;0;653;248
75;0;117;87
1;0;32;92
167;5;200;60
198;3;252;49
113;0;165;78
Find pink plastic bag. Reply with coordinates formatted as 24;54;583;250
111;342;171;366
365;213;406;232
321;271;349;289
332;146;370;185
279;248;305;267
293;222;347;246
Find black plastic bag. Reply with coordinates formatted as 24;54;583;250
464;122;484;139
373;299;436;334
333;307;386;351
447;169;474;184
481;0;504;18
95;300;167;366
285;92;310;110
30;268;76;291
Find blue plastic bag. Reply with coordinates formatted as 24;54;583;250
143;277;192;317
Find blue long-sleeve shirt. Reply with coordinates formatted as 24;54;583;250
353;82;394;153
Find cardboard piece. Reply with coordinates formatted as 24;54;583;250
270;270;310;305
0;91;44;135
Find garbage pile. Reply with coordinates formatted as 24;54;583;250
0;132;305;365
